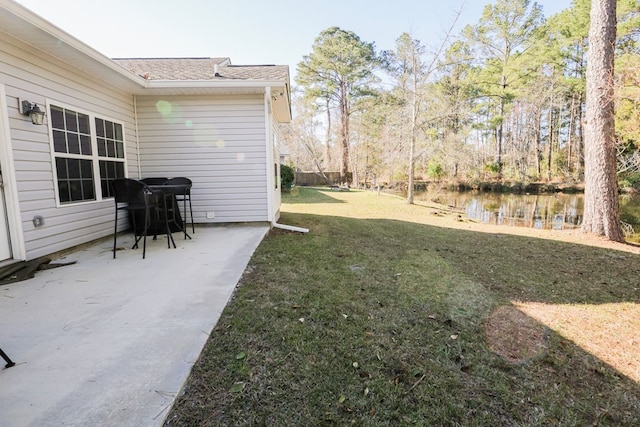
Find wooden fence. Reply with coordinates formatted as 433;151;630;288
294;172;352;186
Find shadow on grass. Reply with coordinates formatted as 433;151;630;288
167;210;640;427
281;212;640;306
282;186;347;204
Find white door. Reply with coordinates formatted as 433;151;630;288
0;168;11;261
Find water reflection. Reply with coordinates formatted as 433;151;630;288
415;190;640;241
425;192;583;231
402;188;640;240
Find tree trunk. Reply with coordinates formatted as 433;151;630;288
567;95;575;173
576;92;585;177
547;107;553;181
339;82;350;183
582;0;623;241
325;99;332;169
407;57;419;205
497;98;504;168
535;113;542;178
407;143;415;204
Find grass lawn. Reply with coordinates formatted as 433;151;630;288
165;187;640;426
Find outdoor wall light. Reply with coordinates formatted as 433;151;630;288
19;99;46;125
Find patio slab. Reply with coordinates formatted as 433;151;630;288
0;224;268;427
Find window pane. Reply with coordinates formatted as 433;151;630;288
80;135;92;155
101;180;109;198
50;106;65;129
53;131;67;153
65;111;78;132
70;181;82;201
67;133;80;154
56;157;68;179
78;113;90;134
116;141;124;158
67;159;80;179
95;118;105;137
105;122;114;139
114;123;123;140
107;141;115;157
97;138;106;156
58;181;70;203
80;159;92;178
82;179;95;200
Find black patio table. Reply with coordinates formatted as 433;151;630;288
128;182;191;249
146;183;192;242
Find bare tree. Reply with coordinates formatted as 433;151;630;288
386;8;461;204
581;0;623;241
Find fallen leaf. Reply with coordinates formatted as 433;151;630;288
236;352;246;360
450;334;459;340
229;382;245;393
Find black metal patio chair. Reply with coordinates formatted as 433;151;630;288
0;347;15;368
165;177;194;236
110;178;161;259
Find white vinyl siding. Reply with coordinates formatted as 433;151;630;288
0;31;138;260
135;95;269;223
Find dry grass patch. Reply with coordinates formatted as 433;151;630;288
515;301;640;382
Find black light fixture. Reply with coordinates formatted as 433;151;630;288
19;99;46;125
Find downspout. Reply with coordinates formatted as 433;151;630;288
264;87;274;222
133;94;141;178
273;222;309;233
264;88;308;233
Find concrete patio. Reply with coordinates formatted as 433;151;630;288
0;224;269;426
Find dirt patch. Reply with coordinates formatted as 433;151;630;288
485;305;549;363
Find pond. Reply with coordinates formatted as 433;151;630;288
411;189;640;242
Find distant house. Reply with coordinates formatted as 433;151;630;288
0;1;291;263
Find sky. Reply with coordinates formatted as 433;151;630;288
16;0;574;82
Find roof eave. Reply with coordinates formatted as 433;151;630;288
143;79;288;90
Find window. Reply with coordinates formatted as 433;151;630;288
49;104;126;204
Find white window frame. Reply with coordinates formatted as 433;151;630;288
47;100;128;207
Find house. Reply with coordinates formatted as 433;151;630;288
0;0;291;263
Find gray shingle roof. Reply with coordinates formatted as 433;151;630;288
112;57;289;82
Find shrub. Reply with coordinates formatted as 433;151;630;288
619;172;640;191
427;160;445;181
280;164;295;190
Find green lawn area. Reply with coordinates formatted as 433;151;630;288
165;187;640;426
